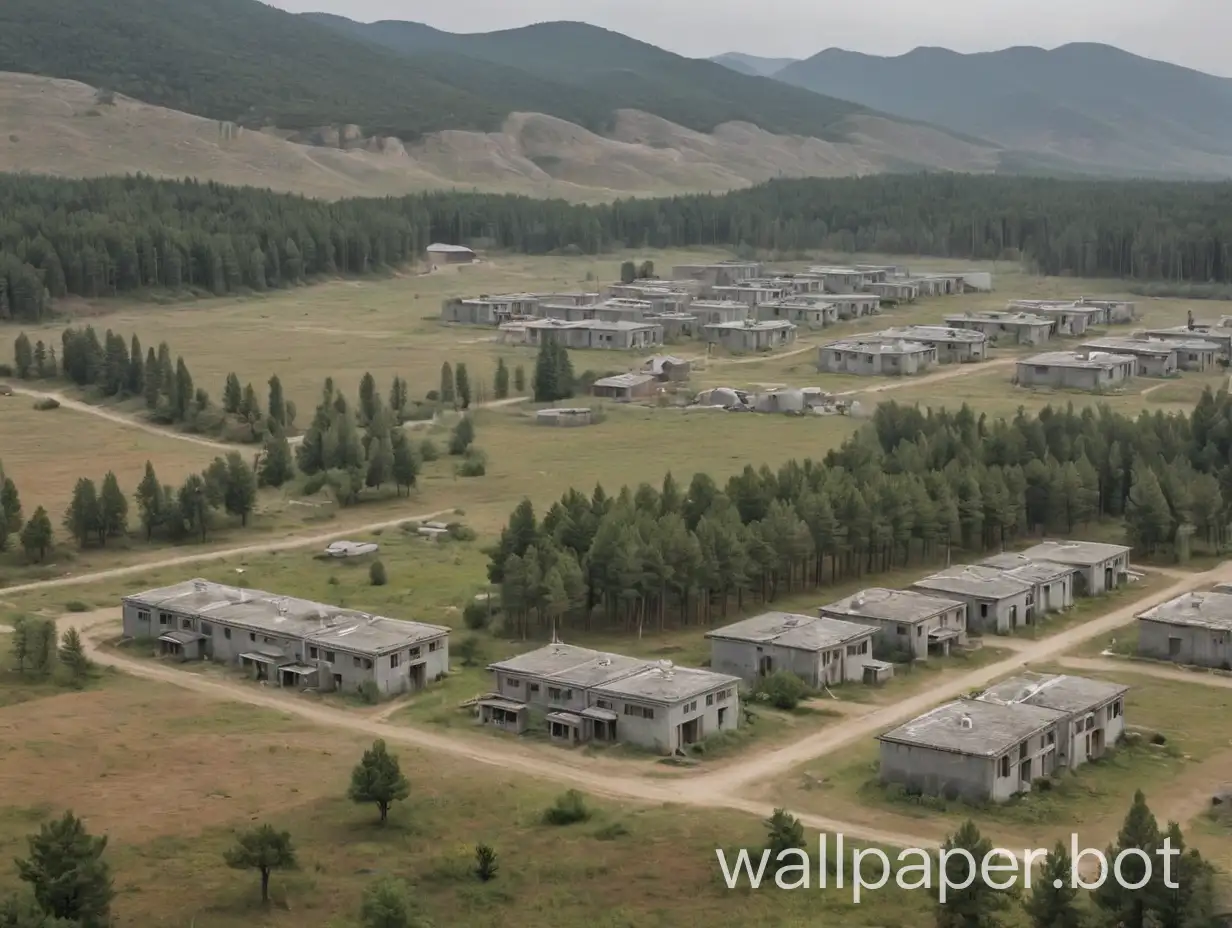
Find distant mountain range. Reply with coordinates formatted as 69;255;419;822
709;53;799;77
712;43;1232;179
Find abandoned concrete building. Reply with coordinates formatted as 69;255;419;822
944;311;1054;346
604;280;704;302
745;275;825;295
867;280;920;302
704;319;797;352
819;588;967;660
536;407;594;427
1142;324;1232;358
441;293;540;325
871;326;988;363
123;579;451;695
1079;336;1181;378
590;372;659;401
828;294;882;320
643;355;692;382
519;318;664;350
806;266;868;292
711;283;792;306
979;553;1077;614
426;243;476;268
649;312;699;339
910;565;1035;634
1016;350;1136;391
687;300;751;326
706;612;890;688
1010;302;1105;336
879;672;1126;802
480;643;741;754
817;338;937;376
672;261;763;287
1136;591;1232;667
1015;540;1132;595
1153;338;1222;371
755;297;837;328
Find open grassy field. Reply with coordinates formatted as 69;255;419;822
0;674;935;928
761;665;1232;860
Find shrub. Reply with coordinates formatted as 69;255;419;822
0;363;13;376
542;789;591;826
302;473;328;496
32;397;60;411
419;439;440;462
592;821;630;840
474;843;499;881
425;390;440;402
462;600;491;631
456;450;486;478
357;680;381;704
756;670;809;710
369;560;388;586
401;402;435;422
447;522;477;542
64;600;90;612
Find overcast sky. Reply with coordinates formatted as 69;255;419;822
268;0;1232;77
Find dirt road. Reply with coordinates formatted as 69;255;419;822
835;357;1017;398
0;508;456;596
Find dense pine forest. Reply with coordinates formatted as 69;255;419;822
485;394;1232;639
5;172;1232;321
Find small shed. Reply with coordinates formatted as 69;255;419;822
536;407;594;427
426;243;477;269
643;355;692;382
591;372;658;401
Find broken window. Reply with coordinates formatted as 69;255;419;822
325;651;336;663
137;610;150;623
223;628;231;640
505;676;519;687
181;619;192;630
1000;755;1010;777
429;641;440;652
309;647;318;660
706;694;714;707
201;622;212;636
159;612;172;625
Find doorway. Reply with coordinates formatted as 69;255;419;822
758;655;773;677
332;673;343;690
1091;728;1105;758
679;718;701;747
1105;567;1114;590
409;664;426;690
717;708;728;730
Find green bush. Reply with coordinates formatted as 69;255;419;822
456;450;486;477
64;600;90;612
542;790;591;826
755;670;809;710
447;522;477;542
357;680;381;705
32;397;60;411
369;560;388;586
462;600;490;630
419;439;440;462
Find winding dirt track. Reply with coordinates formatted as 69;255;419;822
36;559;1232;853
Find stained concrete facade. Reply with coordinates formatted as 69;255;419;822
706;612;883;688
755;298;837;328
944;312;1054;346
1016;351;1135;391
672;261;762;287
441;293;539;325
820;588;967;661
687;300;750;326
1080;337;1179;378
1142;325;1232;359
711;284;792;306
828;294;882;320
521;319;664;350
872;326;988;363
910;566;1035;634
704;319;797;352
979;554;1077;615
1136;591;1232;668
123;580;450;695
484;644;741;754
817;339;936;376
1015;541;1132;596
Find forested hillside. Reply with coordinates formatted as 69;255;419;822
488;395;1232;635
4;171;1232;321
0;0;873;143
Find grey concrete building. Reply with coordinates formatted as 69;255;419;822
1015;540;1132;595
817;338;937;376
1015;350;1136;391
910;565;1035;634
122;579;450;695
591;372;659;401
687;300;751;326
1080;336;1180;378
867;280;920;302
481;644;740;754
704;319;797;352
538;302;599;323
706;611;889;688
536;408;594;427
820;588;967;660
980;553;1077;614
1161;338;1222;371
975;671;1128;771
604;280;704;302
646;312;699;339
827;293;882;320
1136;591;1232;668
806;266;868;292
755;298;837;328
872;326;988;363
711;284;792;306
878;698;1067;802
672;261;762;287
1142;324;1232;359
944;311;1054;346
643;355;692;382
441;293;540;325
520;318;664;350
1010;302;1105;336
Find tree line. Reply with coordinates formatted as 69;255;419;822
484;391;1232;639
7;171;1232;321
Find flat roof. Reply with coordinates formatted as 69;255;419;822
705;611;875;651
1015;540;1131;566
824;338;932;355
124;579;448;654
1080;337;1177;357
979;553;1076;583
705;320;797;331
879;698;1065;756
426;243;474;253
591;664;739;704
912;565;1032;600
821;588;964;624
688;300;749;309
945;311;1051;325
1025;303;1106;317
874;325;987;344
1019;350;1136;371
1137;591;1232;631
593;372;657;388
976;672;1128;715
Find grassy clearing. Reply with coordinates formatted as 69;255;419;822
774;665;1232;850
0;680;930;928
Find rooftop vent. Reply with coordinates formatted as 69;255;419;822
853;593;866;608
193;580;207;592
598;657;612;667
276;599;288;616
959;714;973;729
657;659;675;680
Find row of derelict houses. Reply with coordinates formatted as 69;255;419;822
440;260;992;353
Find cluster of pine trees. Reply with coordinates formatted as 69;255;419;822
532;340;576;404
0;461;53;565
6;172;1232;321
485;392;1232;639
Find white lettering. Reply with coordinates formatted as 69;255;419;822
715;848;771;888
1021;846;1049;889
938;848;976;903
1157;837;1180;890
852;848;891;903
775;849;810;890
981;849;1019;890
1113;848;1152;891
895;849;932;891
1071;835;1108;890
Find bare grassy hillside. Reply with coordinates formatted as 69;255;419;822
0;72;1000;202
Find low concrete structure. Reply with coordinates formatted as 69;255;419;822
642;355;692;382
426;243;476;268
871;326;988;363
820;588;967;661
441;293;539;325
807;266;867;292
979;553;1077;614
1010;302;1105;336
827;294;882;320
687;300;751;326
519;318;664;350
482;644;740;754
867;280;920;302
944;311;1054;346
818;338;937;376
712;284;792;306
672;261;762;287
536;408;594;427
704;319;797;352
1016;350;1135;391
1015;540;1132;596
122;580;450;695
1137;591;1232;668
911;565;1035;634
755;298;837;328
591;372;659;401
1080;336;1180;378
1142;324;1232;358
706;611;887;687
647;312;699;339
